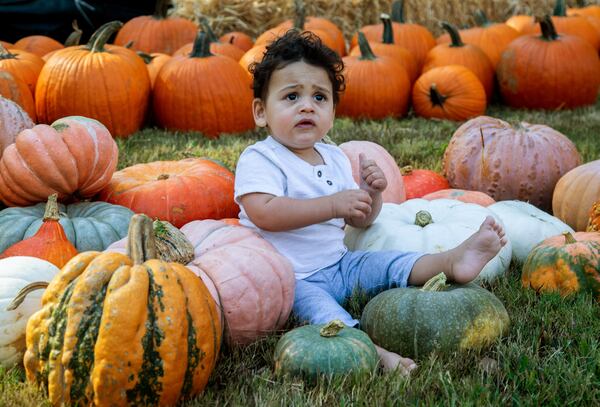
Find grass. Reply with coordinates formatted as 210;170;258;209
1;100;599;406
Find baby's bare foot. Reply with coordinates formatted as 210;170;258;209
449;216;507;284
375;345;417;375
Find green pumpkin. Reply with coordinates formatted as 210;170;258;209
360;273;510;360
274;320;378;381
0;201;134;252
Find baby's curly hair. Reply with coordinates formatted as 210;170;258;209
249;30;345;105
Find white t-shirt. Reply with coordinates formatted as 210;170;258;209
234;136;359;279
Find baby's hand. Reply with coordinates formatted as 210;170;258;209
359;153;387;194
330;189;372;220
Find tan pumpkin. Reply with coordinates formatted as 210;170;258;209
0;70;36;120
443;116;581;211
0;96;34;159
0;116;118;206
553;160;600;231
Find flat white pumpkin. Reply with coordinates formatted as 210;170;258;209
344;199;512;283
0;256;59;367
488;200;574;263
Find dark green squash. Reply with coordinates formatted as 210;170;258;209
274;320;378;381
360;273;510;359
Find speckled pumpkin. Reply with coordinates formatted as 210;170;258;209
522;232;600;301
273;320;378;381
24;214;221;406
360;273;510;359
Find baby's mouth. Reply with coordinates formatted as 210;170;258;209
295;119;315;128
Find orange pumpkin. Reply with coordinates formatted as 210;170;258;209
587;201;600;232
0;194;78;267
0;45;45;95
98;158;239;228
568;3;600;19
35;21;151;137
0;41;12;48
412;65;487;121
220;31;255;52
153;31;255;137
0;96;34;158
400;166;449;199
0;116;118;206
421;188;496;207
239;44;268;75
506;15;537;33
137;51;171;87
114;0;197;55
13;35;63;58
173;22;244;61
337;32;410;120
0;70;36;121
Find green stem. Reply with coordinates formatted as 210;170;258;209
380;13;394;44
153;0;170;19
420;272;448;292
0;43;17;60
539;15;559;41
137;51;156;64
553;0;567;17
200;18;219;44
88;21;123;52
293;0;306;30
7;282;50;311
64;20;82;46
563;232;577;244
189;31;213;58
400;165;413;176
391;0;405;24
414;210;434;227
441;22;464;47
320;320;345;337
474;10;491;27
357;31;376;60
429;84;447;107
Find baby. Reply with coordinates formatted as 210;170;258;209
234;30;506;375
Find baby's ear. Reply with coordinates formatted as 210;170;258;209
252;98;267;127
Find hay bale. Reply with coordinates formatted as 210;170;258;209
171;0;586;40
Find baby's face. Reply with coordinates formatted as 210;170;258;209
252;60;335;153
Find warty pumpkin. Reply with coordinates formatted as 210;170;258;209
421;189;495;207
24;214;221;406
443;115;581;211
0;116;118;206
35;21;151;137
0;96;34;158
400;166;449;200
0;44;45;95
0;71;36;121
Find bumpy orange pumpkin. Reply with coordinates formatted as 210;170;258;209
0;116;118;206
98;158;239;228
0;96;34;158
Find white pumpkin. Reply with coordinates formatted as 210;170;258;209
344;199;513;283
0;256;59;367
488;200;574;263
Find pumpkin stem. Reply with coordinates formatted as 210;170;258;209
157;173;170;180
429;84;447;107
553;0;567;17
563;232;577;244
153;0;171;19
319;319;345;337
474;10;491;27
137;51;156;64
64;20;82;46
127;214;158;265
228;36;235;45
200;17;219;44
293;0;306;30
0;43;18;60
380;13;395;44
357;32;377;61
189;31;213;58
441;22;464;47
6;281;50;311
391;0;405;24
539;15;559;41
400;165;413;175
153;220;195;264
88;21;124;53
43;194;60;221
414;210;433;227
420;272;448;292
124;40;134;49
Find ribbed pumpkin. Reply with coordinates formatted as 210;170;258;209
98;158;238;228
113;0;197;55
553;160;600;231
587;201;600;232
153;31;254;137
349;14;418;83
401;166;449;200
24;214;221;406
273;320;378;381
173;21;245;61
421;189;495;207
0;96;34;158
497;15;600;110
0;200;133;253
522;232;600;301
412;65;487;121
337;32;410;119
0;116;118;206
0;71;36;121
423;22;494;101
35;21;151;137
0;195;78;268
13;35;63;58
220;31;254;52
361;272;510;359
443;115;581;211
339;140;406;204
0;44;45;95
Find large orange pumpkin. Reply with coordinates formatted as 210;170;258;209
0;96;34;158
0;70;36;121
497;16;600;110
114;0;197;55
0;45;45;95
35;21;151;137
98;158;239;228
0;116;118;206
443;115;581;211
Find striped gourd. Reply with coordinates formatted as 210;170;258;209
23;214;221;406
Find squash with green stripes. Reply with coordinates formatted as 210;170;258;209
23;214;221;406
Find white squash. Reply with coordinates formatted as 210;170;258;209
344;199;513;283
488;200;574;263
0;256;59;367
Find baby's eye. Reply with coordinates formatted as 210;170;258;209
314;94;326;102
286;93;298;101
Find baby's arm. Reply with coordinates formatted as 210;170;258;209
240;189;373;232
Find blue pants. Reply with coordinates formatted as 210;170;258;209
293;250;425;327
